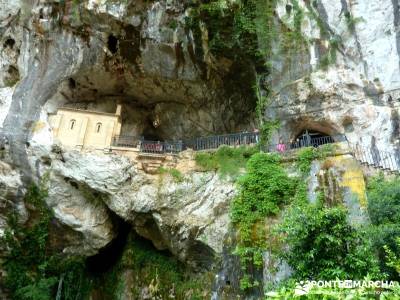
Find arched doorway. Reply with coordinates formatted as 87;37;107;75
292;129;334;148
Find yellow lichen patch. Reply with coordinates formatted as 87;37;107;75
341;169;367;208
324;155;367;208
31;121;46;133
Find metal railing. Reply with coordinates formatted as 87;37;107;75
186;132;260;151
350;144;399;173
264;135;341;153
139;140;183;154
112;135;139;148
111;133;399;174
112;132;344;155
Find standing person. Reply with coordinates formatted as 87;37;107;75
289;138;296;150
276;138;286;153
241;129;248;145
305;130;311;147
253;127;260;143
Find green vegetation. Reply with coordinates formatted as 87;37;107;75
168;19;178;30
385;238;400;276
159;167;185;183
126;236;208;299
195;145;258;179
296;144;335;174
296;147;316;173
186;0;271;63
2;182;209;299
264;174;400;298
2;183;89;300
344;11;364;32
277;204;380;280
259;120;280;146
228;144;392;294
367;175;400;279
231;153;297;289
93;234;209;299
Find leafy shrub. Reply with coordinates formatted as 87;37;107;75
296;147;316;174
14;278;58;300
187;0;268;62
368;175;400;225
2;185;53;298
296;145;336;174
259;120;280;146
367;175;400;279
385;238;400;276
277;204;381;280
194;152;219;171
195;145;258;179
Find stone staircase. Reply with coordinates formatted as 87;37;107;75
138;154;165;174
350;144;399;175
137;153;178;174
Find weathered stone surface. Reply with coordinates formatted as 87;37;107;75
45;149;235;266
269;0;400;164
0;0;400;291
0;161;24;238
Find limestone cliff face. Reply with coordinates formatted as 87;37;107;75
268;0;400;161
0;0;400;297
0;0;245;275
45;148;234;267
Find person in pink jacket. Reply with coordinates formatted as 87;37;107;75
277;138;286;153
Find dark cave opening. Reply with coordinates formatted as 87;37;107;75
294;129;334;147
141;118;165;141
107;34;119;54
295;129;329;140
4;37;15;49
68;78;76;89
86;217;131;273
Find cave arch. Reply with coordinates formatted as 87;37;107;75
294;129;334;147
286;119;343;148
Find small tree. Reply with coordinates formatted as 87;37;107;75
277;204;381;280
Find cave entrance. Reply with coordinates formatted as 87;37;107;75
86;218;131;274
142;133;163;142
293;129;334;148
142;119;164;142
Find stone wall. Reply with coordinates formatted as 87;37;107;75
49;106;122;150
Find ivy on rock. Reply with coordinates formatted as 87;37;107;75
2;184;90;300
230;153;296;289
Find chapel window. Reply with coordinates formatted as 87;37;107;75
96;122;102;133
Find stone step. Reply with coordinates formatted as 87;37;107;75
141;161;163;174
